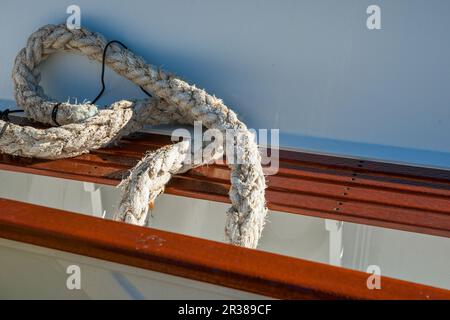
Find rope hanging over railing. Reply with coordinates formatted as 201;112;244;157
0;24;268;248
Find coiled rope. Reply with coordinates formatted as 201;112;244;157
0;24;268;248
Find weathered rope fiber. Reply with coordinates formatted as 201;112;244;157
0;24;268;248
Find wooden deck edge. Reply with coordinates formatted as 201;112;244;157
0;198;449;300
1;158;449;239
1;119;450;239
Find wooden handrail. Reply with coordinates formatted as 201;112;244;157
1;118;449;238
0;197;449;299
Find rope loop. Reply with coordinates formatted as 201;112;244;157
0;24;268;248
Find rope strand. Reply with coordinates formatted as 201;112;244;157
1;23;268;248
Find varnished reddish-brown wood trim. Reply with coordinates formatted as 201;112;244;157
0;197;449;300
1;120;450;238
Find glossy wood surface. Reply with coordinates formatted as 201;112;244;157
1;117;449;238
1;198;449;299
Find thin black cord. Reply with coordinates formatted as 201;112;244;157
0;109;24;122
52;103;61;126
50;40;153;126
91;40;152;105
0;109;24;138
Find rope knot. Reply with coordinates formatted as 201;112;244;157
1;23;268;248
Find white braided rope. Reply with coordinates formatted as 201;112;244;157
1;24;268;248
